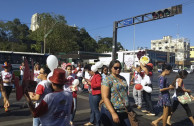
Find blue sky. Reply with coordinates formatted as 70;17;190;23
0;0;194;50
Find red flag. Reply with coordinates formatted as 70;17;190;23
15;77;23;101
31;59;34;81
15;58;37;101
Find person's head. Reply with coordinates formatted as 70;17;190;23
49;68;66;91
21;62;24;66
2;62;11;72
178;70;188;79
34;62;40;70
136;65;141;73
101;65;108;75
146;63;153;72
78;62;82;68
66;65;72;75
109;60;122;76
38;66;51;80
161;64;172;75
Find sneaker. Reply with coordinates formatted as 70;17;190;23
146;113;155;116
84;122;94;126
141;110;149;113
137;106;141;109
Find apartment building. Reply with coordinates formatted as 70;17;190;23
151;36;190;68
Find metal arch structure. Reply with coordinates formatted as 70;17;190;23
112;4;182;60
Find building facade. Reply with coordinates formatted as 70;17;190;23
151;36;190;68
30;13;40;31
190;46;194;65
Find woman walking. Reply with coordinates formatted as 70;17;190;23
151;64;174;126
167;70;194;125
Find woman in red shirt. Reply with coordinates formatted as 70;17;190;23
85;65;102;126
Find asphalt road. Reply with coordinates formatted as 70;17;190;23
0;72;194;126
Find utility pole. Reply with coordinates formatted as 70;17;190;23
112;4;182;60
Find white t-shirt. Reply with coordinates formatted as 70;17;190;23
34;70;40;82
20;66;25;76
76;67;84;77
35;80;52;107
134;71;142;84
39;90;73;126
141;74;151;86
1;71;13;86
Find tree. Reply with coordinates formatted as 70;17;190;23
96;37;124;53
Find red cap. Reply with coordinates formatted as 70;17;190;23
147;63;153;69
49;68;66;84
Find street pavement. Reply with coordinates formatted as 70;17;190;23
0;72;194;126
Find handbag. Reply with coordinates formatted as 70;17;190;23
177;92;192;104
115;87;139;126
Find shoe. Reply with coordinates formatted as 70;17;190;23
146;113;155;116
5;107;8;112
84;122;94;126
141;110;149;113
70;121;74;126
137;106;141;109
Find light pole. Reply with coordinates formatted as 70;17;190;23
43;21;59;54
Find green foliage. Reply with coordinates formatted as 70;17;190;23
96;37;124;53
0;12;125;54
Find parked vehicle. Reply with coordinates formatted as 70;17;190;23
172;68;179;73
158;68;162;73
185;68;193;74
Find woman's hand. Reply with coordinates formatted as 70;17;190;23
111;112;120;123
4;99;10;108
168;85;174;90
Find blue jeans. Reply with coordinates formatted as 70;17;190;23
70;98;77;121
101;106;131;126
89;93;95;123
33;117;41;126
92;94;101;126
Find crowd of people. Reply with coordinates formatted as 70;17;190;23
0;58;194;126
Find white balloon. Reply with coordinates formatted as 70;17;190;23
72;79;79;86
46;55;58;71
95;62;103;68
47;71;53;83
143;86;152;93
91;65;98;72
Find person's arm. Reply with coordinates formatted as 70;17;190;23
140;63;149;75
130;73;134;85
29;93;41;101
101;85;120;123
24;94;48;117
177;79;191;93
159;77;174;92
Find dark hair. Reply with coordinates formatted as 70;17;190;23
53;83;64;89
109;60;122;73
171;70;188;86
101;65;108;74
145;65;152;72
162;64;172;71
66;65;72;69
42;66;51;75
84;64;92;71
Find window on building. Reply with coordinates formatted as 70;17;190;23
165;41;168;43
159;42;161;44
171;46;174;48
159;47;162;49
165;46;168;49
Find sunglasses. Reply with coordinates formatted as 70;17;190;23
113;67;121;70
